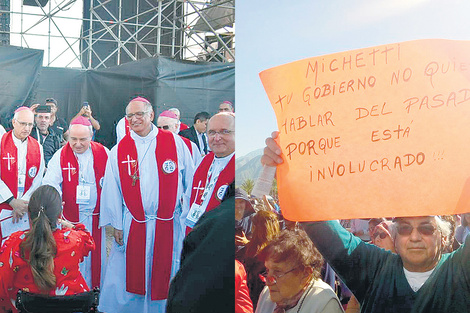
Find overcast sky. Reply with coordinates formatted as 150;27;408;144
236;0;470;157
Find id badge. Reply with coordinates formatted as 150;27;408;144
185;203;205;228
17;174;25;198
76;185;91;204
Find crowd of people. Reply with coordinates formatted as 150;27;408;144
236;187;470;313
0;97;235;313
234;132;469;313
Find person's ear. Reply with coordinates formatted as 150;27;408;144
303;266;314;279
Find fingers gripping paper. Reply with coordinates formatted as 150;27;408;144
259;39;470;221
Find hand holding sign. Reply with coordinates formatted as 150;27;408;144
260;39;470;221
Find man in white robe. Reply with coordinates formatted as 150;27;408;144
0;107;44;243
42;116;109;288
99;97;194;313
115;116;129;143
156;110;202;167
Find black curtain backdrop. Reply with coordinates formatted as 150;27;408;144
0;46;235;148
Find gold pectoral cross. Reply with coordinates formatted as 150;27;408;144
131;171;139;186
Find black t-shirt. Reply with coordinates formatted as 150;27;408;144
50;117;68;139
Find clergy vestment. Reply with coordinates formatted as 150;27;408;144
42;142;109;289
115;117;130;143
99;125;194;313
0;131;44;243
184;151;234;233
180;135;202;167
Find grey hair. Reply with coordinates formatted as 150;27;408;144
390;216;452;241
126;99;153;114
13;109;33;120
69;123;93;137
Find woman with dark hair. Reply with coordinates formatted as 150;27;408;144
0;185;94;313
256;228;343;313
241;210;281;309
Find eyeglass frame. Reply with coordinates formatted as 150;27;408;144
157;125;170;130
261;265;301;285
396;223;438;237
126;110;151;120
207;129;234;137
372;231;387;240
14;120;34;128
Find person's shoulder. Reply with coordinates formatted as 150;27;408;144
55;225;91;243
311;279;337;294
179;127;190;135
0;231;27;253
304;279;342;310
180;126;195;135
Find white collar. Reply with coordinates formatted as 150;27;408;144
131;124;158;143
12;133;28;146
213;152;234;164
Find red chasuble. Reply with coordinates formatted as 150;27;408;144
179;135;193;154
60;141;108;288
0;131;41;205
186;152;235;234
117;129;178;300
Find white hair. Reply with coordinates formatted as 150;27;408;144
126;100;153;114
13;109;33;120
69;123;93;137
390;216;452;241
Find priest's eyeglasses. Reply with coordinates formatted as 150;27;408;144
16;120;34;128
396;224;437;236
260;266;300;285
207;129;234;137
126;111;150;119
157;125;170;130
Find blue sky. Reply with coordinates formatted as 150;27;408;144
236;0;470;158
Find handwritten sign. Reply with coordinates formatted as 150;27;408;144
259;39;470;221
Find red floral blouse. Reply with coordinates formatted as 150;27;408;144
0;224;95;313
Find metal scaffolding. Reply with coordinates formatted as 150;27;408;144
0;0;234;68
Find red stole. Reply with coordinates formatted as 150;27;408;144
117;129;178;300
180;135;193;155
186;152;234;234
124;118;130;136
0;131;41;201
60;142;107;288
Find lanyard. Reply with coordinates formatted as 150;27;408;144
200;159;221;203
74;151;92;185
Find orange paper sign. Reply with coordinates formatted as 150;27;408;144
259;39;470;221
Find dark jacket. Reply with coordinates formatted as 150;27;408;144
179;126;206;154
166;194;234;313
30;127;61;166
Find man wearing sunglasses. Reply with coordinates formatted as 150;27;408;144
157;110;201;166
262;133;470;313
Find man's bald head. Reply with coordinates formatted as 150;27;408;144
207;112;235;158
